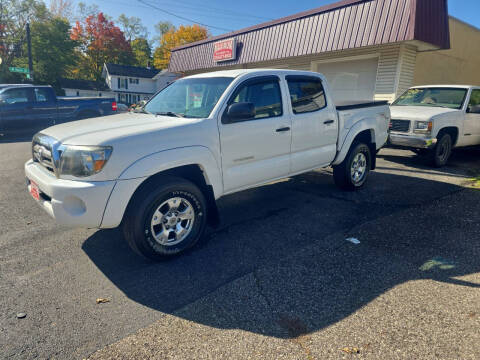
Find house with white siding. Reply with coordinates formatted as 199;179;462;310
62;64;179;105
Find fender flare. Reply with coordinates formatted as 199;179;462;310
332;119;377;166
118;145;223;198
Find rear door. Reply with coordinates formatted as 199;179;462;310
0;87;34;139
286;75;338;173
464;89;480;144
30;87;57;132
219;76;292;193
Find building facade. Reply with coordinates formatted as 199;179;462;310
169;0;479;103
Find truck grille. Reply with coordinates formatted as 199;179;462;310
32;134;59;175
390;119;410;133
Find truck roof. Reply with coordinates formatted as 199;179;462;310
0;84;52;90
410;85;479;90
185;68;324;79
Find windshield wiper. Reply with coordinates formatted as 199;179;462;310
155;111;184;118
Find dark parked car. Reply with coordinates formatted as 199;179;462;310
0;84;117;140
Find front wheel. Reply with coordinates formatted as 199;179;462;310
122;176;207;260
333;143;372;191
431;133;452;167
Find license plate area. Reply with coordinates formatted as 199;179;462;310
29;180;40;201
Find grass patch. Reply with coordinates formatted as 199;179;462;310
470;174;480;188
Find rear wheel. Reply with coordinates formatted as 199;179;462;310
122;176;207;260
431;133;452;167
333;143;371;191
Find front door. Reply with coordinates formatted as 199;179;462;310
220;76;292;193
30;87;57;134
286;75;338;173
464;89;480;145
0;87;34;139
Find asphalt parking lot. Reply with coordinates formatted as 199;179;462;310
1;141;479;360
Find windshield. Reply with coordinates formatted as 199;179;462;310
144;77;234;118
392;88;467;109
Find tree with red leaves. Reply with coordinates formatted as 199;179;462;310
71;12;133;80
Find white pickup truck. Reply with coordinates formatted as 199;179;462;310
25;69;389;259
389;85;480;166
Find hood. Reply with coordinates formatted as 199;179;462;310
390;106;460;120
41;112;201;145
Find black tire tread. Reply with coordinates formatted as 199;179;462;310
122;176;207;260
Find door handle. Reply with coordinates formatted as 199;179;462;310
324;120;335;125
276;127;290;132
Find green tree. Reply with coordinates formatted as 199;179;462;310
27;18;77;92
117;14;148;42
0;0;49;82
131;38;152;67
153;21;175;45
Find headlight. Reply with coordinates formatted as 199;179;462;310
414;121;432;133
58;145;113;177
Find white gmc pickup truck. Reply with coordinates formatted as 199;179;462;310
25;69;389;259
389;85;480;166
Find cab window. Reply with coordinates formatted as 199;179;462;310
226;79;283;122
0;88;31;104
286;76;327;114
34;88;53;102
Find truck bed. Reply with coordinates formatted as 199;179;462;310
336;100;389;111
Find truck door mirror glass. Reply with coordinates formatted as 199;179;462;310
224;102;256;123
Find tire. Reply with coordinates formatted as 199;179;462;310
122;176;208;260
333;142;372;191
431;133;452;167
412;148;428;156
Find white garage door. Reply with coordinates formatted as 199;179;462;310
315;57;379;103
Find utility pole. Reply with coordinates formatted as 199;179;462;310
26;22;33;82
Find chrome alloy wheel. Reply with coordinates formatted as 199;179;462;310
350;153;367;184
150;197;195;246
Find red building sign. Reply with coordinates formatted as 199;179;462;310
213;39;237;62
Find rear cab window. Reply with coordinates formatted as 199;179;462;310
34;88;54;103
286;75;327;114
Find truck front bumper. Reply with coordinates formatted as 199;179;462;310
24;160;115;228
389;133;437;149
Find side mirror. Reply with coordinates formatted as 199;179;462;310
223;102;256;123
467;105;480;114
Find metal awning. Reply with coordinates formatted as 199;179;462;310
169;0;450;73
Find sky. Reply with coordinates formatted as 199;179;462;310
47;0;480;39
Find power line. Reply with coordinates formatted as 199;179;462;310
156;0;273;21
137;0;234;32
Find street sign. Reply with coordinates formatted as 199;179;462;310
9;67;30;74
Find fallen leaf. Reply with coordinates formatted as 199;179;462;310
341;347;360;354
96;298;110;304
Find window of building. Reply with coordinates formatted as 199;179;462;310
286;76;327;114
227;78;283;121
